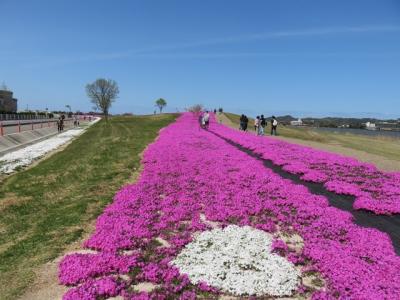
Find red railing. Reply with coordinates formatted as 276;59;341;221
0;117;96;136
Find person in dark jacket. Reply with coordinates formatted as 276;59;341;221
243;115;249;131
259;114;266;135
57;117;62;133
239;114;245;130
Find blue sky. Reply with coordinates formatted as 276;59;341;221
1;0;400;118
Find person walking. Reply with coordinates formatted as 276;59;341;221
61;114;66;131
198;112;204;129
60;117;64;132
254;116;260;133
243;115;249;131
203;111;210;129
271;116;278;136
259;115;266;136
239;114;245;130
57;117;62;133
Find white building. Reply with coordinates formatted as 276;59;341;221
290;118;303;126
365;122;376;130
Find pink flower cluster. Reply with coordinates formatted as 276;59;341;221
210;123;400;215
59;113;400;299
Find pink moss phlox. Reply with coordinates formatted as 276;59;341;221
59;252;139;285
271;239;289;255
59;113;400;299
62;276;124;300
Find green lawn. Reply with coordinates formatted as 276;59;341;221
0;114;177;299
224;112;400;162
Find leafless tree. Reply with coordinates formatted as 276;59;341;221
186;104;204;116
1;81;8;91
86;78;119;120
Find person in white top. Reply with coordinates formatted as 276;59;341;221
203;111;210;129
254;116;260;133
271;116;278;136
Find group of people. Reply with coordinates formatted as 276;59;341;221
199;111;210;129
240;114;278;136
56;114;81;132
254;115;267;135
255;115;278;136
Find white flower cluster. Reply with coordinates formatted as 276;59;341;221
172;225;300;297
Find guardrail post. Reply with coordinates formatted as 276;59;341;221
18;121;21;133
31;121;34;130
0;122;3;136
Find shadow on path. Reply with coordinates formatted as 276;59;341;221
209;130;400;255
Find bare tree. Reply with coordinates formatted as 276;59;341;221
155;98;167;113
86;78;119;120
1;81;8;91
187;104;203;116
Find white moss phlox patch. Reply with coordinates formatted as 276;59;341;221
172;225;300;297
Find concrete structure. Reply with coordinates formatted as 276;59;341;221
0;89;18;112
365;122;376;130
0;117;93;155
290;118;303;126
0;127;60;156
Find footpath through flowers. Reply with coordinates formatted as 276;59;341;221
59;113;400;299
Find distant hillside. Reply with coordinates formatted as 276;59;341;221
264;115;399;129
226;112;399;129
275;115;297;123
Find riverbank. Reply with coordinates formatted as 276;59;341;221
309;126;400;138
223;113;400;171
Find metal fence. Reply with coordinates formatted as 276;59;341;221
0;114;49;121
0;116;96;136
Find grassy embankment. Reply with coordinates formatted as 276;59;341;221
0;114;177;299
224;112;400;162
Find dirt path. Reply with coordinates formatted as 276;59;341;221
18;238;84;300
219;114;400;172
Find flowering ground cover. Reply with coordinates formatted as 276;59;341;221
210;123;400;215
59;113;400;299
171;225;300;297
